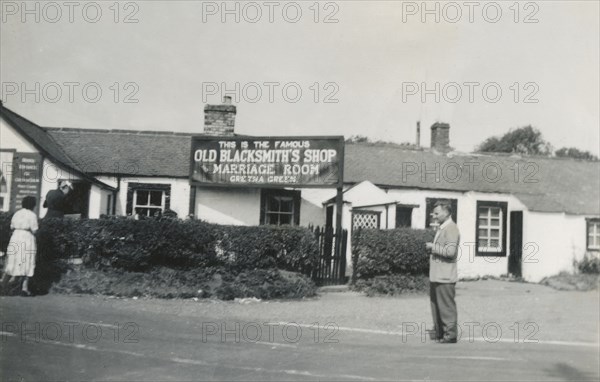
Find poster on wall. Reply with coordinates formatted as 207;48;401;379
0;150;15;212
9;152;43;214
190;136;344;188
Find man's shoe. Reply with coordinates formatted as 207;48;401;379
438;338;457;344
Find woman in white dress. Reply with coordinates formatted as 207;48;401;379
1;196;38;296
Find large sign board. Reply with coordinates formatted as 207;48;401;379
190;136;344;188
9;152;43;214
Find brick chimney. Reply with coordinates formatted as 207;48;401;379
430;122;450;152
204;96;236;136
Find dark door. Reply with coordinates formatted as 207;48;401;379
396;206;413;228
63;181;91;218
325;205;334;229
509;211;523;278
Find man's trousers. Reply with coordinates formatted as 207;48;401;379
430;282;457;340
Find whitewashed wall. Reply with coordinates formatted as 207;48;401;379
1;117;37;153
523;212;592;282
194;186;329;227
196;187;260;225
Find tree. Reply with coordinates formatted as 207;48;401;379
555;147;598;161
476;125;552;155
345;135;370;143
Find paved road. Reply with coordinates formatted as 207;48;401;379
1;290;599;381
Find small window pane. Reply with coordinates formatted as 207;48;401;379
478;239;487;247
137;190;149;205
268;198;280;212
478;229;487;237
279;198;293;212
491;229;500;238
279;214;292;225
490;239;499;247
490;208;500;217
150;191;162;206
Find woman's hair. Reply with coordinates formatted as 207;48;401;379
22;196;37;210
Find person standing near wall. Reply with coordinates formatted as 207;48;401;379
425;200;461;344
1;196;38;296
43;180;73;219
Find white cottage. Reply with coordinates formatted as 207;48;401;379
1;100;598;282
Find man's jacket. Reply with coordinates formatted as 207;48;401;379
429;219;460;283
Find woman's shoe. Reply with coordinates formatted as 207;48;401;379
20;290;32;297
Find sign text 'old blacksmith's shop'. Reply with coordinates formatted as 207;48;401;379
190;136;344;188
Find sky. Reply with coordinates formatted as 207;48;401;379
1;0;599;155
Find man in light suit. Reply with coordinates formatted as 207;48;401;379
426;200;460;344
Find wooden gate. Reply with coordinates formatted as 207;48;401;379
309;226;348;286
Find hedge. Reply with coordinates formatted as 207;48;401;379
1;212;318;272
0;212;319;296
351;227;435;280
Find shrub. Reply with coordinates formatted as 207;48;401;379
352;227;434;281
576;254;600;274
50;266;317;300
351;275;430;296
0;213;319;274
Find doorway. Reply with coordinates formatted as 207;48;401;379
509;211;523;277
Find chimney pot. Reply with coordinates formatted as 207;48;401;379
223;96;232;105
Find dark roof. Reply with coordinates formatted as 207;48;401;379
4;106;598;215
0;106;114;190
344;144;600;215
46;128;193;177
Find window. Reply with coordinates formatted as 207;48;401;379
126;183;171;217
425;198;458;228
260;189;300;225
134;190;165;217
587;219;600;251
353;211;380;230
476;201;507;256
396;206;413;228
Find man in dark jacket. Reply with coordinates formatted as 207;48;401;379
426;200;460;344
43;180;73;219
